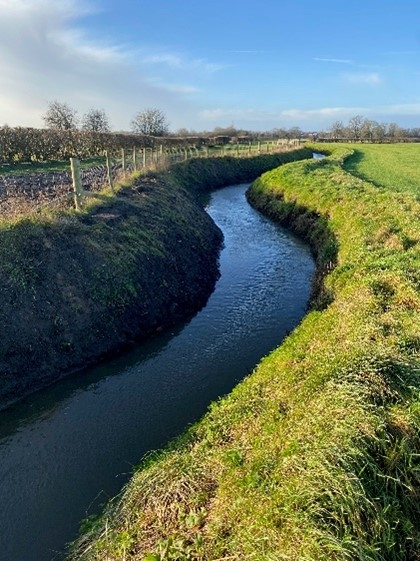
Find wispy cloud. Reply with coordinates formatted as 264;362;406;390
378;103;420;115
0;0;214;129
145;77;201;95
140;52;226;74
314;57;353;64
229;50;270;54
199;108;274;122
198;103;420;129
280;107;362;120
342;72;382;85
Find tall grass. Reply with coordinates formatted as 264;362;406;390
68;145;420;560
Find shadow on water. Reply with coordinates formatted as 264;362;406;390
0;183;315;561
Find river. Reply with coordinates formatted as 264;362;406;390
0;183;315;560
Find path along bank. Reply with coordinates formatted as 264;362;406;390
0;149;312;411
69;145;420;560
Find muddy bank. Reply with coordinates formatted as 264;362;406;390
0;149;312;410
0;176;222;410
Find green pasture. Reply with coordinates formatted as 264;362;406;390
339;142;420;195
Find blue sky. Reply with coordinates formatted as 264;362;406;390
1;0;420;132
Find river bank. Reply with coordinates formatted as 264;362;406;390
0;181;315;561
0;149;312;411
68;145;420;560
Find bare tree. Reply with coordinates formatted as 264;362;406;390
43;100;78;130
131;108;169;136
82;108;111;133
329;120;345;140
387;122;403;140
347;115;364;141
360;119;375;142
371;122;386;142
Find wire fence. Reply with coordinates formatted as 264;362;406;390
0;139;305;217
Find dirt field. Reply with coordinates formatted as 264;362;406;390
0;165;123;217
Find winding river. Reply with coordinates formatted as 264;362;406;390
0;183;315;561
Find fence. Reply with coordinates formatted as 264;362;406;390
0;139;305;216
69;139;305;210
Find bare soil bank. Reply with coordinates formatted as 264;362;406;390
0;150;312;410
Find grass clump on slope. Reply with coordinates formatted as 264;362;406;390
69;146;420;560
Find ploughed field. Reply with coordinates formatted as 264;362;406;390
0;163;122;217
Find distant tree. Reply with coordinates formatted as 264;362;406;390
288;126;303;139
271;127;289;138
347;115;364;140
82;108;111;133
371;121;387;142
131;108;169;136
408;127;420;139
175;128;190;137
212;125;239;138
387;122;403;140
360;119;375;142
43;100;78;130
329;120;345;140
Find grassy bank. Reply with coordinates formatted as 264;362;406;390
0;148;311;410
68;145;420;560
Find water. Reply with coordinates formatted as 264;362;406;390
0;184;315;561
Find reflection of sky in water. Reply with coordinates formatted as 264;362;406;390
0;183;314;561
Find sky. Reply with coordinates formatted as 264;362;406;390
2;0;420;133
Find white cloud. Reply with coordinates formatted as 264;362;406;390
280;107;355;119
229;50;270;54
199;108;274;122
0;0;209;130
314;57;352;64
342;72;382;85
140;51;226;74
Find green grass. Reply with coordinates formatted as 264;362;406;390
67;145;420;560
326;142;420;196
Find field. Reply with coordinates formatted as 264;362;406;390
342;143;420;195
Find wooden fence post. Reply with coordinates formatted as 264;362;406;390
121;148;126;173
70;157;83;211
105;150;114;192
133;146;137;170
142;148;146;168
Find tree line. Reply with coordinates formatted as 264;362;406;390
319;115;420;142
2;101;419;165
42;101;170;137
0;101;306;165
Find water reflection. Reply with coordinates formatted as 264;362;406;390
0;184;314;561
